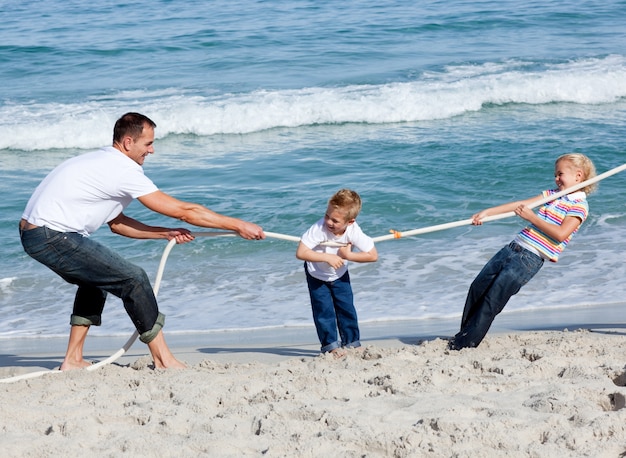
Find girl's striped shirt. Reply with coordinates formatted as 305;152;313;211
514;189;588;262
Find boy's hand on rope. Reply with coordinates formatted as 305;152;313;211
337;243;353;260
326;253;346;270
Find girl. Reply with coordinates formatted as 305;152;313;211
449;153;597;350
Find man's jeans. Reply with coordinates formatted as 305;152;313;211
20;225;163;343
305;265;360;352
450;242;544;350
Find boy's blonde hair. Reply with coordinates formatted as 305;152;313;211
556;153;597;194
329;189;362;221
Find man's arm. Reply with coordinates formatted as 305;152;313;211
108;212;194;243
137;190;264;240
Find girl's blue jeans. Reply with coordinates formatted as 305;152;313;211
450;241;544;350
20;225;164;343
305;264;361;352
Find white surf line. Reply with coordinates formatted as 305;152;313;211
2;162;623;383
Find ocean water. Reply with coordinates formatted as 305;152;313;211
1;0;625;340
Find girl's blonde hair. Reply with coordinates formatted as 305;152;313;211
329;189;362;221
556;153;597;194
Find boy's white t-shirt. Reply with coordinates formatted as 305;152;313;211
22;146;158;236
301;218;375;282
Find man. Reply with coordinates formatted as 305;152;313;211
20;112;265;370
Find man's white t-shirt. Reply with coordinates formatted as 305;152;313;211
301;218;375;282
22;146;158;236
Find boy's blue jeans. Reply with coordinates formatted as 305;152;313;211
305;264;361;352
20;225;164;343
450;242;544;350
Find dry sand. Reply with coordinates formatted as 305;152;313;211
1;309;626;457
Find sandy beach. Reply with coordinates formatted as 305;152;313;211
2;305;626;457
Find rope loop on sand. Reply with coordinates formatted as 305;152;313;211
2;162;624;383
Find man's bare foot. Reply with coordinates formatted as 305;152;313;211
61;324;91;370
60;359;93;371
148;330;187;369
153;355;187;369
329;347;347;359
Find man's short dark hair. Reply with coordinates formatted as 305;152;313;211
113;112;157;143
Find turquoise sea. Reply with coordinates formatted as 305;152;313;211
1;0;625;340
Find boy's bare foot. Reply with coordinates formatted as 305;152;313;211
329;347;347;359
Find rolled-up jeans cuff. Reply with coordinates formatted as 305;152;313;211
321;341;341;353
139;312;165;344
344;340;361;349
70;314;101;327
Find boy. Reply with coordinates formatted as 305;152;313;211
296;189;378;357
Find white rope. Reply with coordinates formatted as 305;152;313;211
2;162;624;383
189;230;301;243
372;162;626;243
